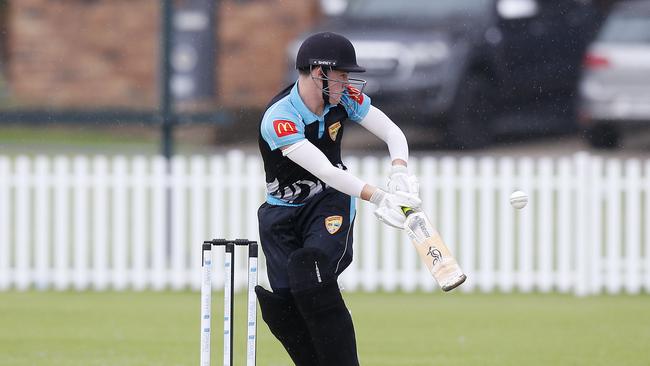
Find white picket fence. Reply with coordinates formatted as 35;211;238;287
1;151;649;296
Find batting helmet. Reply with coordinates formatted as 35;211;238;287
296;32;366;73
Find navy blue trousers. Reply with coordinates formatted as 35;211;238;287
258;188;356;291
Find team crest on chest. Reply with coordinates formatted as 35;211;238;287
328;121;341;141
325;215;343;234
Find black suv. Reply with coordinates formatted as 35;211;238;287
289;0;599;148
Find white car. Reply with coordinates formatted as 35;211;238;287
578;0;650;148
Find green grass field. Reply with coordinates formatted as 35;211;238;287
1;291;649;366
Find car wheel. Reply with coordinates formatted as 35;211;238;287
584;123;620;149
446;73;495;150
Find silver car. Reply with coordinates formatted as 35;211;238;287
578;0;650;148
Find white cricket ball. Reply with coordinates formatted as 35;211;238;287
509;190;528;209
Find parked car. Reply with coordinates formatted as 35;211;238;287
288;0;598;148
578;0;650;149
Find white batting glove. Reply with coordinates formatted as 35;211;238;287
369;188;422;229
387;165;419;196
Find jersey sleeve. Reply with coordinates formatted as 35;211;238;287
341;85;371;122
260;107;305;151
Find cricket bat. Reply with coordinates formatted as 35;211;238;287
402;207;466;292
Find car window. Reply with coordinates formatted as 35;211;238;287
345;0;492;19
598;13;650;44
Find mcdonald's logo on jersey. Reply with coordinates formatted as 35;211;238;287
273;120;298;137
346;86;364;105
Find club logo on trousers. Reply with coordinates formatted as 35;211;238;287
328;121;341;141
325;215;343;234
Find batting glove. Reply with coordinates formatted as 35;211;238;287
387;165;419;196
369;188;421;229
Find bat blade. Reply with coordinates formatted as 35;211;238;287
403;208;466;292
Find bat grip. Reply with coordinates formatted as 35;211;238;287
401;206;415;216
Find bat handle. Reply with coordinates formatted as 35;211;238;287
401;206;415;217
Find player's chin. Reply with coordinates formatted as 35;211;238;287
329;95;343;105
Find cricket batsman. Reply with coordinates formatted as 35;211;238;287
255;32;421;365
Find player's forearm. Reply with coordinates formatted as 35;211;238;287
283;140;368;198
385;127;408;163
311;164;367;198
359;106;409;163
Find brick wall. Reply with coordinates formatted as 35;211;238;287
218;0;319;107
7;0;320;108
8;0;159;107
